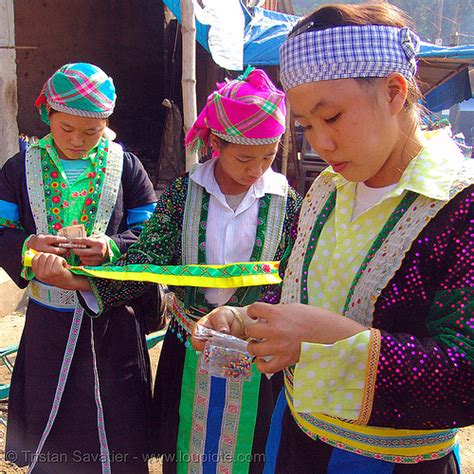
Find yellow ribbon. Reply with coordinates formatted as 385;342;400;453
23;249;281;288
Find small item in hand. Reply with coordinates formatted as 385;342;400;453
56;224;88;249
196;326;252;381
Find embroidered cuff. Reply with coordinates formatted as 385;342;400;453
293;330;373;421
20;235;36;281
85;278;106;318
104;236;121;262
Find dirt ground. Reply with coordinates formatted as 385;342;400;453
1;310;473;473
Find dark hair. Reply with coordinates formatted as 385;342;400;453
216;136;231;149
290;3;422;113
290;2;414;35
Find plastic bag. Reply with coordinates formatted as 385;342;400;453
195;326;253;381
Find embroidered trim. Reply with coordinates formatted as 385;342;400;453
27;307;84;473
342;191;418;325
217;378;244;473
48;101;113;119
93;141;124;234
25;146;49;234
0;216;24;231
294;415;455;464
183;173;202;265
344;162;473;327
357;328;381;426
28;280;78;309
286;391;457;463
261;188;288;261
281;175;336;305
169;296;196;335
90;320;111;473
189;355;211;472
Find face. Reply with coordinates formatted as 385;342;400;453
213;139;278;193
288;78;401;185
49;111;107;160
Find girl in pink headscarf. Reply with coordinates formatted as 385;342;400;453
31;67;302;473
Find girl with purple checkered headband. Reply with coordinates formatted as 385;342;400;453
192;3;473;473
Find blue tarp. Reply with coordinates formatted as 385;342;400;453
423;68;472;112
418;43;474;60
418;42;474;112
163;0;473;110
162;0;298;66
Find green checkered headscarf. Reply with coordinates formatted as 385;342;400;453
35;63;116;125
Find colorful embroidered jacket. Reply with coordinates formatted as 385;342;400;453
0;136;158;287
281;132;473;463
0;137;159;470
90;172;301;315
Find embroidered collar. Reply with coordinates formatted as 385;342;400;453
190;159;287;200
34;133;99;165
321;131;467;201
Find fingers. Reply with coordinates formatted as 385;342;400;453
190;316;214;352
190;334;206;352
246;302;275;320
31;253;68;282
70;237;95;247
245;319;274;340
191;306;244;352
207;307;233;334
42;234;69;245
28;234;69;255
247;339;272;358
71;238;107;263
249;340;298;374
45;245;69;256
71;246;96;257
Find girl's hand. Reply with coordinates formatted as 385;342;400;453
191;306;248;351
245;302;367;374
31;252;91;291
71;236;109;266
28;234;69;256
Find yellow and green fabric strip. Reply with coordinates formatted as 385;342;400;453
286;393;457;458
23;249;281;288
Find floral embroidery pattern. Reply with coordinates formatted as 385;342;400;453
39;134;108;235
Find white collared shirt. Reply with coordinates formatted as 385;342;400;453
190;159;288;305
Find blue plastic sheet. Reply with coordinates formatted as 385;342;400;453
162;0;473;110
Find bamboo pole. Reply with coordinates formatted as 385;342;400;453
181;0;198;170
281;100;291;176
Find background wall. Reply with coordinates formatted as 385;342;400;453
14;0;166;172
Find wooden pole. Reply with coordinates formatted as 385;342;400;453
450;0;465;46
181;0;198;170
434;0;444;45
281;100;291;176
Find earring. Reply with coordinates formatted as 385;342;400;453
212;149;220;158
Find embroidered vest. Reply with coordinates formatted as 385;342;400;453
25;141;124;308
281;163;472;463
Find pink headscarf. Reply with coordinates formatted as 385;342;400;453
185;67;286;158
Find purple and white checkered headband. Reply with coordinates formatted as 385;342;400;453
280;24;420;91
